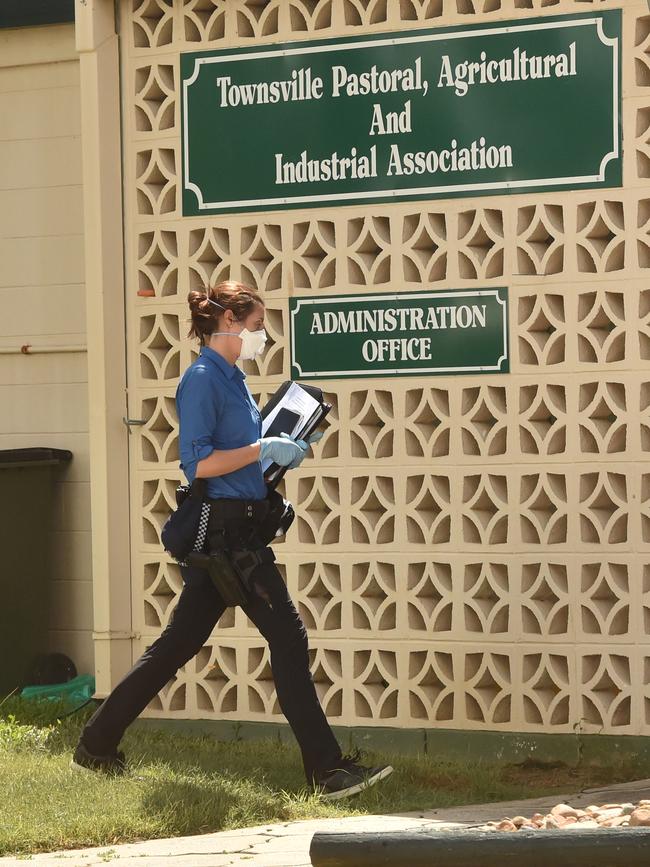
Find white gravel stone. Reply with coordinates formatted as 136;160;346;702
489;798;650;832
565;820;599;830
595;808;624;822
629;808;650;827
496;820;518;832
551;804;580;818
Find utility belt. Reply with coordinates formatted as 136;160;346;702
207;496;271;523
204;490;294;549
162;482;294;607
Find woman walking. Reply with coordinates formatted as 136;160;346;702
72;281;393;800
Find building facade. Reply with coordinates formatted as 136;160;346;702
3;0;649;752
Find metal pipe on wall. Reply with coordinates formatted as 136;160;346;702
0;345;87;355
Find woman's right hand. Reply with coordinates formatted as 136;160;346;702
258;434;307;467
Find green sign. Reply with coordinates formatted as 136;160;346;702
181;12;621;215
289;289;509;379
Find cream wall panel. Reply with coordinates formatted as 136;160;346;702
1;285;85;336
0;61;80;93
0;138;83;191
49;579;94;628
0;236;85;288
0;23;93;678
120;0;650;735
52;481;92;533
0;87;81;142
0;24;77;68
0;353;87;387
0;186;83;238
0;382;88;434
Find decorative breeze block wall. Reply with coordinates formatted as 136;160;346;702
122;0;650;736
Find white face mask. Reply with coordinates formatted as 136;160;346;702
236;328;267;361
206;299;266;361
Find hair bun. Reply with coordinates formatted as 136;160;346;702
187;282;264;345
187;289;216;344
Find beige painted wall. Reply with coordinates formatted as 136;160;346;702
116;0;650;738
0;23;94;677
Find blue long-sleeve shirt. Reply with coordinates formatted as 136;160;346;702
176;346;266;500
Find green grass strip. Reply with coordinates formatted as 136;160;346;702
0;697;645;856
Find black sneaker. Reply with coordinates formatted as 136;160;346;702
71;741;126;776
315;750;393;801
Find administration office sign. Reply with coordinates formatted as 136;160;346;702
290;289;509;379
181;11;621;215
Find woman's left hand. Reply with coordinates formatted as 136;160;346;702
280;432;309;469
281;429;325;470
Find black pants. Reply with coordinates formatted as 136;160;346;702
80;558;342;783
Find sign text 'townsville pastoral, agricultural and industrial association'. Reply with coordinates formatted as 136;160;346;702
181;11;621;214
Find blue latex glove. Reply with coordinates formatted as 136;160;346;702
286;430;324;469
281;432;308;469
258;434;306;468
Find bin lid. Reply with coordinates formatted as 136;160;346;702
0;448;73;469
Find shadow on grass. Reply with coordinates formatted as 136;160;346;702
122;727;309;793
137;776;270;836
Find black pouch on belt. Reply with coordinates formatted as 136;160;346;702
161;478;207;562
255;488;295;546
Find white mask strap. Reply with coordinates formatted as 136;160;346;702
205;295;226;312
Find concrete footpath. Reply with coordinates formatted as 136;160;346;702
2;779;649;867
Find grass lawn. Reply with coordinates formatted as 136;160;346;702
0;697;646;857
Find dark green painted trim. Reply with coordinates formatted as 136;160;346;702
131;718;650;769
310;828;650;867
0;0;74;29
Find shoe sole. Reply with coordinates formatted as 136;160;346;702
70;758;126;777
70;758;93;773
319;765;394;801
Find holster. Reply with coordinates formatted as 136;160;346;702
230;547;276;587
186;549;248;607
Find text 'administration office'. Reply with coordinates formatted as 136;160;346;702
4;0;650;759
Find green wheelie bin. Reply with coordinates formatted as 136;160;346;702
0;447;73;697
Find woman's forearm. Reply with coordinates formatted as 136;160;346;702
195;442;261;478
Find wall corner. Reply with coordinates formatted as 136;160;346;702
76;0;133;696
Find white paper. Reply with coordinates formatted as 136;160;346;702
260;382;323;474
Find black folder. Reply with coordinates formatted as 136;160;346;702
260;381;331;488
